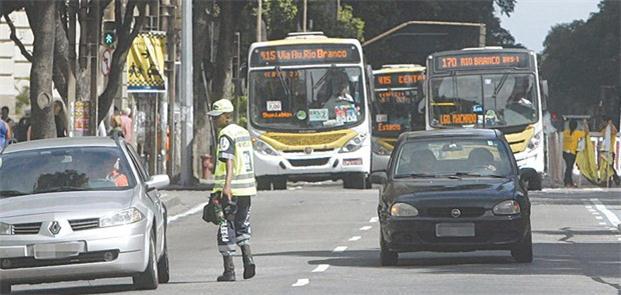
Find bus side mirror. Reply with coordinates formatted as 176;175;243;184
540;80;549;111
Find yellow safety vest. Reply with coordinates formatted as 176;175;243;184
213;124;257;196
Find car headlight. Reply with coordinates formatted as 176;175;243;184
340;134;367;153
254;139;278;156
493;200;521;215
99;208;144;228
0;222;13;235
527;133;541;150
390;203;419;217
372;139;391;156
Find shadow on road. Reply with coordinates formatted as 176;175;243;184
11;284;135;295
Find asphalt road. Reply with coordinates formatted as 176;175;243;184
10;184;621;295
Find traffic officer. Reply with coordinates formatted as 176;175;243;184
207;99;257;282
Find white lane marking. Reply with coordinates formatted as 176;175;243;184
590;198;621;228
595;216;604;220
349;236;362;241
618;237;621;241
585;205;593;209
610;227;618;231
369;217;379;223
333;246;348;252
360;226;372;231
168;202;208;224
312;264;330;273
599;222;608;225
292;279;309;287
591;212;600;215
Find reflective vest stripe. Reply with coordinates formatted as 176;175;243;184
214;173;255;181
213;124;257;196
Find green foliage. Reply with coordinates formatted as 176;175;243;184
307;1;365;40
263;0;298;40
231;96;249;127
15;85;30;114
541;0;620;115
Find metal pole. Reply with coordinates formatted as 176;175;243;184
163;1;176;177
180;0;194;186
256;0;262;41
479;24;486;47
68;0;77;137
303;0;307;32
89;0;101;136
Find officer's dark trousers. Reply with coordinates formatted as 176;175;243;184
217;196;252;256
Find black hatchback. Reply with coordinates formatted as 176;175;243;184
370;129;533;266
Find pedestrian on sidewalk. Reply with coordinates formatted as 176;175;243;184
562;119;588;187
207;98;257;282
598;116;620;186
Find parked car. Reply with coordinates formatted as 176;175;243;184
0;137;170;294
371;129;533;266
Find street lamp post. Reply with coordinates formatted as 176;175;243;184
180;0;194;186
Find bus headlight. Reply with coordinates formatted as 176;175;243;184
254;139;278;156
528;133;541;150
372;139;391;156
340;134;367;153
0;222;13;235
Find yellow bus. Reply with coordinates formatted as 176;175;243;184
426;47;545;189
247;32;373;190
371;64;426;172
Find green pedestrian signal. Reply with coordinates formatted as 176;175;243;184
103;32;115;47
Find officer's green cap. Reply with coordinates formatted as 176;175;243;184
207;99;234;116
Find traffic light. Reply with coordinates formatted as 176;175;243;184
103;31;115;47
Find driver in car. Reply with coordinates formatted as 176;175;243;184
106;157;128;187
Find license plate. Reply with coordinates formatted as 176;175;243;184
435;223;475;237
34;242;84;259
343;158;363;166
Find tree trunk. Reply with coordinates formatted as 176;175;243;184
27;2;57;139
192;0;213;178
211;0;243;100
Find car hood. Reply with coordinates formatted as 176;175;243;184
0;189;136;220
384;177;518;207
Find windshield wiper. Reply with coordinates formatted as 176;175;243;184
0;190;27;197
446;172;507;179
274;66;293;106
394;173;437;179
33;186;89;194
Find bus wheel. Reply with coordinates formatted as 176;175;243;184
256;177;271;191
527;173;542;191
343;173;367;189
273;176;288;190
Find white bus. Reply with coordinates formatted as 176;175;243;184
426;47;545;189
247;32;373;190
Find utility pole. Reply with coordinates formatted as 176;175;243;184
180;0;194;186
89;0;101;136
162;0;177;178
302;0;307;32
256;0;262;41
67;0;78;137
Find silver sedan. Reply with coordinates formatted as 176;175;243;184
0;137;170;293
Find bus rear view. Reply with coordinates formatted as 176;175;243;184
247;32;372;190
426;47;544;189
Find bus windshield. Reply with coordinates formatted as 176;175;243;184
373;72;425;137
249;67;365;131
429;73;538;128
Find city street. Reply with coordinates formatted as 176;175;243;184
9;183;621;294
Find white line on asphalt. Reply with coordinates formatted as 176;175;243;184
360;226;372;231
292;279;309;287
369;217;379;223
599;222;608;225
168;202;208;224
610;227;618;231
349;236;362;241
590;198;621;229
312;264;330;273
618;237;621;241
333;246;348;252
595;216;604;220
585;205;592;209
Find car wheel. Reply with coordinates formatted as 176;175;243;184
528;174;542;191
343;173;367;189
0;282;11;294
256;176;271;191
380;232;398;266
157;234;170;283
511;228;533;263
133;234;159;290
272;176;288;190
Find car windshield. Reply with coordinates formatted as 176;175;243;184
372;72;425;137
249;67;365;131
393;138;514;178
429;73;538;128
0;146;136;198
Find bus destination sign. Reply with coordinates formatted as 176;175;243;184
434;52;530;72
374;73;424;87
250;44;361;67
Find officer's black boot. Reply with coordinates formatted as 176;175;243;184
216;256;236;282
241;245;256;279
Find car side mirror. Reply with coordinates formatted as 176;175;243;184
146;175;170;191
519;168;537;189
370;171;388;185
